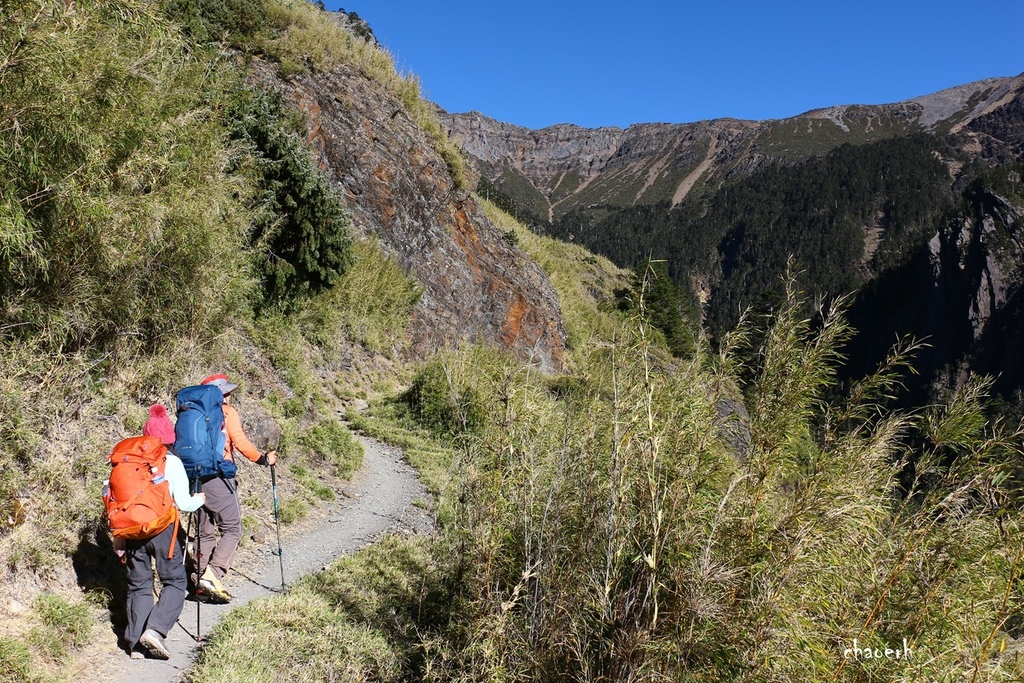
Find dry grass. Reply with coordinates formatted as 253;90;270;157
259;0;468;189
407;274;1024;682
480;197;630;352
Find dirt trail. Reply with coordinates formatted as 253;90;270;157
83;434;431;683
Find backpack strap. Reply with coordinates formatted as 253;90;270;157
166;509;180;560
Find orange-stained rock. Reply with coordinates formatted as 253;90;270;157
250;61;566;372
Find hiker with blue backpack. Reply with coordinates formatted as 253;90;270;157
174;373;277;603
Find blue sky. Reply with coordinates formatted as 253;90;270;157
325;1;1024;130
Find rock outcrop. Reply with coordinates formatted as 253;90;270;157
250;62;566;372
849;183;1024;400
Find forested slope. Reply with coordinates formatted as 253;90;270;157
446;76;1024;408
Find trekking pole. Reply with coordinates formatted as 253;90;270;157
176;507;201;642
270;464;285;589
193;477;203;642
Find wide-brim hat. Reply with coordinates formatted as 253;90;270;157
201;373;238;395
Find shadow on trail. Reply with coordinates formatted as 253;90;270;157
231;567;287;594
72;522;128;635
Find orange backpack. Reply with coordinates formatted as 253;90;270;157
103;435;179;558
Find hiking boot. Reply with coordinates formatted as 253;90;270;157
139;629;170;660
195;586;232;604
197;567;232;604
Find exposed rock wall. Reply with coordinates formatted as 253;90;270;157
250;62;566;372
441;112;625;178
439;112;761;214
848;185;1024;401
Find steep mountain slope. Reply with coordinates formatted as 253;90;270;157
251;61;567;372
848;169;1024;401
0;5;578;679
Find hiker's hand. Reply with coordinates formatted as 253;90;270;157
265;450;278;466
195;492;206;505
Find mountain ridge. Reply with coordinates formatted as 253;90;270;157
439;73;1024;224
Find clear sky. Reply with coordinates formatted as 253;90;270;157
325;1;1024;130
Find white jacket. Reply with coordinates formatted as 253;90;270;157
165;452;205;513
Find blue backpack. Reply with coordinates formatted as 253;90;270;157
174;384;234;480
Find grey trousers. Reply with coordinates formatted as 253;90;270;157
196;476;242;579
124;523;185;647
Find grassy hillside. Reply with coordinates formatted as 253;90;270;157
0;1;424;678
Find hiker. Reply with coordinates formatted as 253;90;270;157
192;373;277;603
110;436;205;660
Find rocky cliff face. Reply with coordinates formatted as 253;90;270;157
840;82;1024;401
250;62;566;372
846;182;1024;401
441;112;763;220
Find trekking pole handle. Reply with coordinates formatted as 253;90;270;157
271;463;277;487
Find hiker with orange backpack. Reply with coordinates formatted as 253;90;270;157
189;374;277;603
103;421;205;660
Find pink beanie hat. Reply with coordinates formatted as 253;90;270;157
143;404;176;445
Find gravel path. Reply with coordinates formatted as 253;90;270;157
89;434;431;683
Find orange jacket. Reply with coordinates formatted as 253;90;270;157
222;403;261;464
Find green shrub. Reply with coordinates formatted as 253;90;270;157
299;418;363;479
29;592;94;664
287;456;334;501
405;360;486;437
253;311;318;402
278;497;307;524
633;259;699;358
0;637;35;682
227;87;353;306
301;239;420;354
0;0;254;355
162;0;271;46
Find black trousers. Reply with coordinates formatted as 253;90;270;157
124;523;186;647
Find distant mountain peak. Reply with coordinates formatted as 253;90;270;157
906;73;1024;130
